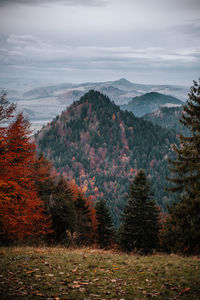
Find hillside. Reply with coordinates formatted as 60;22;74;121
143;106;190;136
35;90;178;225
121;92;184;117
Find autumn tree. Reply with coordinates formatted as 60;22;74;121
95;199;114;248
165;79;200;254
120;170;160;253
0;93;16;174
0;93;16;124
0;96;52;243
49;179;96;245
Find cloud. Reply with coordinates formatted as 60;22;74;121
175;19;200;37
7;34;39;46
0;1;199;86
2;34;199;69
0;0;108;7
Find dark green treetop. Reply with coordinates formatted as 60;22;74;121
95;199;114;248
50;177;76;243
74;192;92;245
165;79;200;254
168;79;200;196
120;169;160;253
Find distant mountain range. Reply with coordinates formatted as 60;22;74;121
121;92;184;117
1;78;189;131
35;90;178;225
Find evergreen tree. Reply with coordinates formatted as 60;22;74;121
120;170;160;253
50;178;76;243
32;153;56;212
74;192;92;245
95;199;114;248
165;79;200;254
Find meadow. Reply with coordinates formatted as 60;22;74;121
0;247;199;299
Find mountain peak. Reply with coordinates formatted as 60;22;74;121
117;78;131;83
113;78;133;85
80;89;105;99
141;91;178;99
144;92;163;97
77;89;117;108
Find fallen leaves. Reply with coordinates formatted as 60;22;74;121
26;270;34;274
71;268;77;273
179;287;191;294
0;247;199;300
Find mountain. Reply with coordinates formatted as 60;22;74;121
23;83;74;99
35;90;178;225
121;92;184;117
111;78;140;91
2;78;188;132
143;106;190;136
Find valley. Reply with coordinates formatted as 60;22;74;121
1;78;188;132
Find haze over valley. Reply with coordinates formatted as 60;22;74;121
1;78;189;131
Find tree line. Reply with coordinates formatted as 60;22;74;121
0;79;200;255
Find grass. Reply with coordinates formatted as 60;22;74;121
0;247;200;299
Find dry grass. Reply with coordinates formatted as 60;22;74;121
0;246;199;299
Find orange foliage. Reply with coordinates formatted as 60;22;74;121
0;112;52;241
68;181;97;234
85;196;97;234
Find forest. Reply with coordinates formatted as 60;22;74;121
0;79;200;256
35;90;178;225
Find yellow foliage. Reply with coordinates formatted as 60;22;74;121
82;185;88;193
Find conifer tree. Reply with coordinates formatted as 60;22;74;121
95;199;114;248
165;79;200;254
33;153;56;212
120;170;160;253
74;192;92;245
50;178;75;243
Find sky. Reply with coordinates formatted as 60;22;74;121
0;0;199;87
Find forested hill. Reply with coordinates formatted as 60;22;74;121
35;90;178;225
143;106;190;136
121;92;184;117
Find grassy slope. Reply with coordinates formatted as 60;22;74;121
0;247;199;299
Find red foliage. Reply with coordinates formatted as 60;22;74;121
0;112;52;241
68;181;97;235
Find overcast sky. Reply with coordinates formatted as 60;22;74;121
0;0;199;87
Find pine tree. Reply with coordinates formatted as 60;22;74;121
120;170;160;253
95;199;114;248
74;192;92;245
33;153;56;212
50;178;76;243
165;79;200;254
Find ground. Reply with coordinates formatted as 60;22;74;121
0;247;199;299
